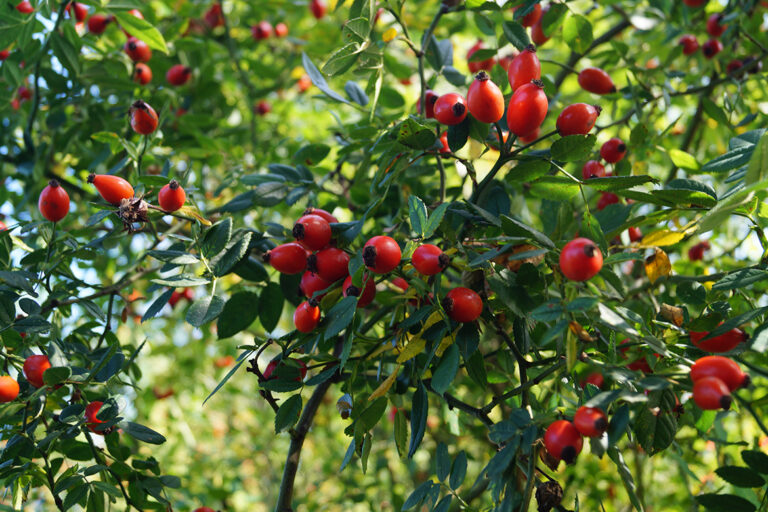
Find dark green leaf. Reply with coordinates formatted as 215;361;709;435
408;383;427;458
274;395;302;434
259;282;284;332
715;466;765;487
186;296;225;327
324;296;358;340
217;292;259;339
502;21;530;50
695;494;756;512
122;422;166;445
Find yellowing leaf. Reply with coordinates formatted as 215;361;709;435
176;205;212;226
659;303;684;327
639;230;685;247
396;312;446;362
645;248;671;283
369;365;401;401
383;28;397;42
569;321;596;342
435;332;456;357
396;336;426;363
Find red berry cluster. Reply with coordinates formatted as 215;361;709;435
690;355;749;411
265;209;484;334
544;405;609;464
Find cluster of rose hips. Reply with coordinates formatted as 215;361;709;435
426;35;617;157
678;1;762;74
263;208;484;336
36;98;186;226
690;355;749;411
544;405;609;464
0;353;111;434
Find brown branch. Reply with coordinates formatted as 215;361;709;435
482;359;566;414
424;380;494;427
274;376;335;512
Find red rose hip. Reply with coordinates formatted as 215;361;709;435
293;214;332;251
507;44;541;91
411;244;449;275
266;242;308;274
433;93;468;126
577;67;616;95
363;236;401;274
544;420;583;463
467;72;505;124
559;237;603;281
600;138;627;163
158;180;186;212
38;180;70;222
443;287;482;323
556;103;601;136
573;406;608;437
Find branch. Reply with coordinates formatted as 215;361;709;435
41;265;159;314
482;359;565;414
274;377;335;512
424;380;494;427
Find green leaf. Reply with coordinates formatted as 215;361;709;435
449;451;467;489
502;21;530;50
50;34;80;76
430;344;459;395
711;269;768;291
323;296;358;340
122;422;166;445
529;176;580;200
745;131;768;184
742;450;768;474
212;231;252;277
695;494;756;512
408;383;428;458
541;3;567;36
398;118;437;149
507;158;551;182
274;395;302;434
217;292;259;339
668;149;699;171
583;175;657;191
186;296;225;328
608;447;644;512
424;203;449;238
447;117;470;152
701;98;730;127
259;282;284;332
294;144;330;166
562;14;593;54
714;466;765;488
634;389;677;456
701;145;753;174
408;195;427;236
394;408;408;458
42;366;71;386
358;397;387;432
302;52;350;104
201;218;232;259
141;289;174;323
550;134;596;162
203;352;253;405
111;12;168;53
500;215;555;248
435;443;450;482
